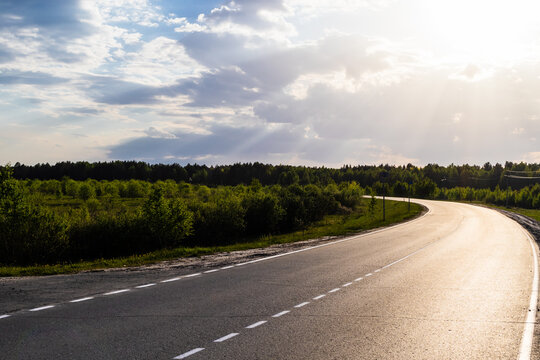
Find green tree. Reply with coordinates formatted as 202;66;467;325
141;187;193;248
0;165;68;265
78;183;96;201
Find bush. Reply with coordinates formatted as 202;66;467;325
190;196;246;245
243;192;284;235
0;166;68;265
141;187;193;248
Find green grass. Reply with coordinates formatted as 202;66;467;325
479;203;540;223
0;199;423;277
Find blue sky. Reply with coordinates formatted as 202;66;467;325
1;0;540;166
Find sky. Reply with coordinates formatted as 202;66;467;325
1;0;540;167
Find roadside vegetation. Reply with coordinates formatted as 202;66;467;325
0;165;422;276
4;159;540;276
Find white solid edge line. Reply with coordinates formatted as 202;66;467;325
328;288;340;293
227;201;431;268
29;305;55;312
313;294;326;300
246;320;267;329
518;228;539;360
214;333;239;343
0;315;11;319
294;302;310;308
104;289;130;295
136;283;156;288
272;310;290;318
173;348;205;359
70;297;94;303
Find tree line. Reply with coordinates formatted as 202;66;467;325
9;161;540;190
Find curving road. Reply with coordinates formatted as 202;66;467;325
0;199;538;359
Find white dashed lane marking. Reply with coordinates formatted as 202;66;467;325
313;294;326;300
29;305;55;312
343;282;353;287
0;315;11;319
374;269;381;273
70;297;94;303
203;269;219;274
136;283;156;288
103;289;130;296
214;333;239;343
365;273;373;277
272;310;290;318
173;348;205;359
161;277;181;283
328;288;340;293
221;266;234;270
246;320;267;329
354;277;363;281
185;273;201;278
294;302;310;308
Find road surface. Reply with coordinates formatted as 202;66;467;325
0;199;538;359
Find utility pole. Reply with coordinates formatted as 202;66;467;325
383;190;386;221
505;174;509;208
380;171;388;221
408;180;412;212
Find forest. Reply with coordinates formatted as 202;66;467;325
10;160;540;190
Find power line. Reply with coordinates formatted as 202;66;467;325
504;175;540;180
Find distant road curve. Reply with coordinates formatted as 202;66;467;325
0;199;538;360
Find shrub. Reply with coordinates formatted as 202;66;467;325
243;192;284;235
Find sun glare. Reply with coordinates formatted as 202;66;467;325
423;0;540;63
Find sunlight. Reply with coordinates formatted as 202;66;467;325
422;0;540;63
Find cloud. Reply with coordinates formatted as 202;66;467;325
144;127;177;139
88;0;165;27
108;123;300;162
0;1;95;37
0;71;68;85
118;36;204;86
450;64;492;81
85;75;160;105
520;152;540;163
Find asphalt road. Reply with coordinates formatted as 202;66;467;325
0;200;538;359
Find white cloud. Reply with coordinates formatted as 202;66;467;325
85;0;164;27
521;152;540;163
449;64;493;82
119;36;205;86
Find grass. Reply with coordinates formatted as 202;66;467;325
479;203;540;223
0;199;423;277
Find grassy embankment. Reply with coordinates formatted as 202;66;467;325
482;204;540;222
0;199;422;277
